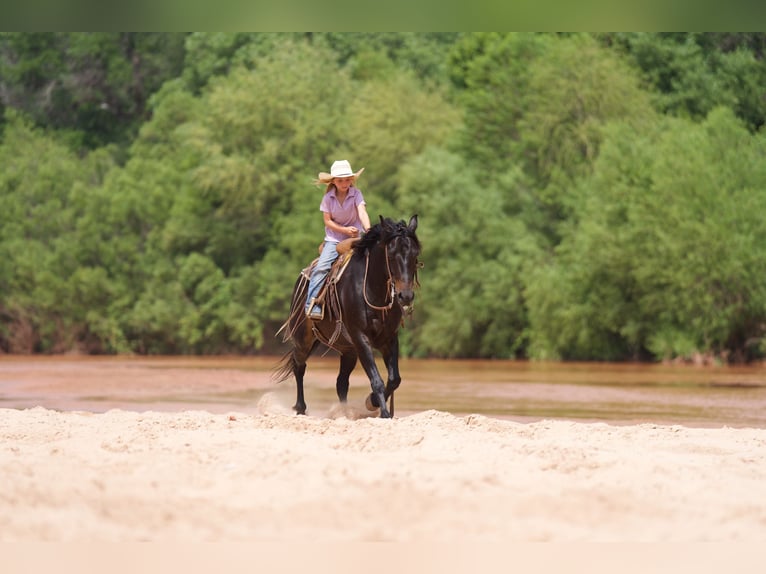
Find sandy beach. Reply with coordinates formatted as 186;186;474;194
2;355;766;564
2;396;766;543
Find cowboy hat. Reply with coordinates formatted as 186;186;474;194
316;160;365;185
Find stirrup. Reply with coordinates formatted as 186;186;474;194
306;298;324;320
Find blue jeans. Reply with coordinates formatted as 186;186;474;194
305;241;338;312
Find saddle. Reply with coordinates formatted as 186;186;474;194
301;237;361;306
319;236;360;256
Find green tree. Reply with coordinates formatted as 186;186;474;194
450;33;654;242
396;148;542;358
603;32;766;131
0;32;187;151
519;35;655;234
181;33;305;93
526;108;766;362
108;40;358;352
0;112;118;352
346;70;462;209
314;32;459;83
449;32;550;174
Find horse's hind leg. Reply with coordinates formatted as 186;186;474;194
336;352;357;403
292;335;319;415
293;358;307;415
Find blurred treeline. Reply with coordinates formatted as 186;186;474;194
2;32;766;362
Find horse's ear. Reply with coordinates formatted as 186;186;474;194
408;214;418;232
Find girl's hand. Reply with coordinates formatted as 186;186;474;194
347;226;359;237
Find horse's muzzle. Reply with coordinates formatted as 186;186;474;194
396;288;415;307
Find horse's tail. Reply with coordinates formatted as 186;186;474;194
272;350;297;384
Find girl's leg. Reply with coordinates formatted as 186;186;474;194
304;241;338;315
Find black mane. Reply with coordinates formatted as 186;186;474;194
353;217;420;257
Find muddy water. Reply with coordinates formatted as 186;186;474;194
2;356;766;428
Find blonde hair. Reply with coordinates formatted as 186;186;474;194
315;176;357;193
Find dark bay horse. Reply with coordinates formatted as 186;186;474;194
274;215;420;418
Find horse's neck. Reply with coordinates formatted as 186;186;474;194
364;244;390;291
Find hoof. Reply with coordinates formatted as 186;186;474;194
365;393;380;411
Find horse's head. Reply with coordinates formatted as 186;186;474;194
379;215;421;310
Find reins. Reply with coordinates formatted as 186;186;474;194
363;248;395;311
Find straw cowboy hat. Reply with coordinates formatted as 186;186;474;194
316;160;365;185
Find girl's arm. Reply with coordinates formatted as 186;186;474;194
357;204;371;233
323;211;359;237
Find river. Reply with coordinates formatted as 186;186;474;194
2;355;766;428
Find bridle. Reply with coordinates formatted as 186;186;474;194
362;236;420;312
362;247;395;311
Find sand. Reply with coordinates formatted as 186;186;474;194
2;394;766;544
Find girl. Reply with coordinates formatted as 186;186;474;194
305;160;371;319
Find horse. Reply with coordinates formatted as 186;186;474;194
273;215;421;418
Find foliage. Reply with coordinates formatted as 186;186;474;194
3;33;766;362
526;108;766;362
0;112;119;352
602;32;766;131
449;32;550;175
451;33;655;241
0;33;187;152
396;148;542;358
346;71;463;207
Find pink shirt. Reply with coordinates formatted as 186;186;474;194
320;186;366;243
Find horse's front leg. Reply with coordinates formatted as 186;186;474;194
352;334;391;419
382;335;401;417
